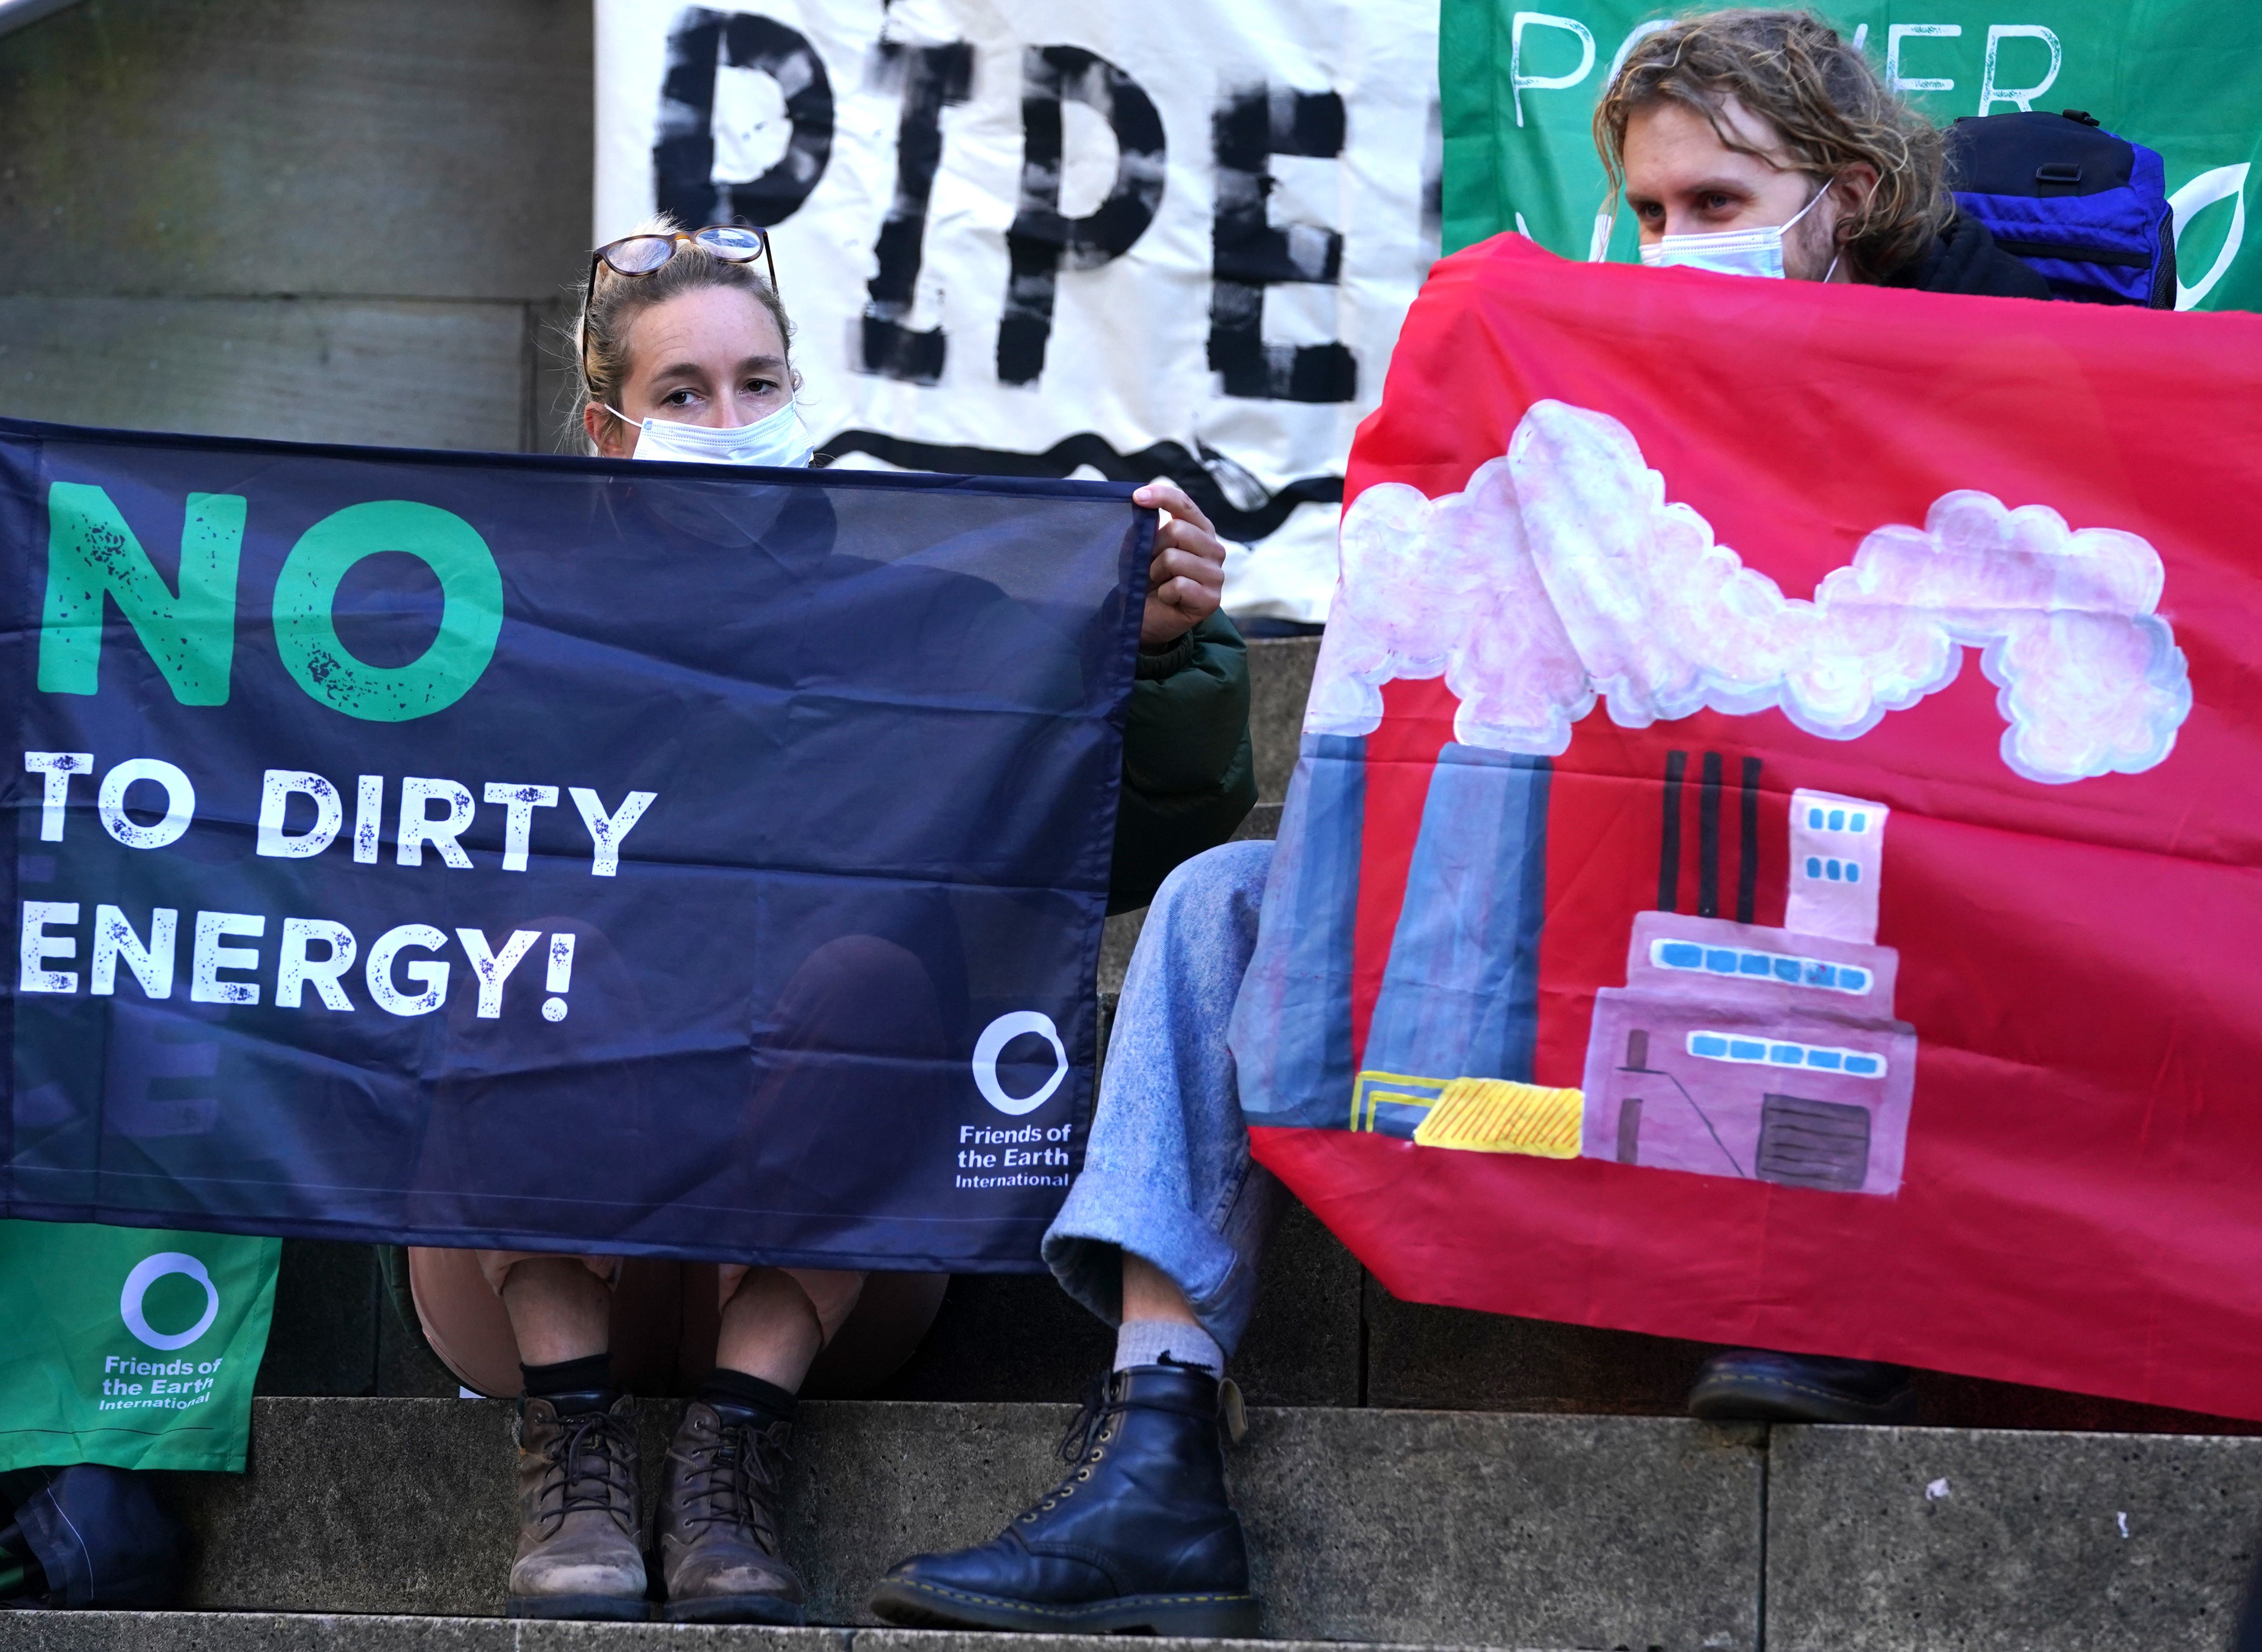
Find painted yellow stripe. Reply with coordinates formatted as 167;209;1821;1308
1412;1078;1584;1157
1349;1069;1449;1132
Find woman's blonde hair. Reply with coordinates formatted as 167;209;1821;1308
1594;9;1951;280
571;214;795;453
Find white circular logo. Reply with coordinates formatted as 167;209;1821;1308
972;1010;1068;1116
120;1253;221;1351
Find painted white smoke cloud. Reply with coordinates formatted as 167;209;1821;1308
1307;399;2192;785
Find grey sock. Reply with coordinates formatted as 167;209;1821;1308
1114;1319;1223;1376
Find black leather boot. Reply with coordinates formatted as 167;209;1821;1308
1687;1349;1918;1424
871;1361;1259;1636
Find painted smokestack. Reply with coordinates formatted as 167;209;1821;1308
1657;750;1763;922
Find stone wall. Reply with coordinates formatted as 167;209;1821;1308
0;0;591;450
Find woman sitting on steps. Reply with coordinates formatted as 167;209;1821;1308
406;214;1255;1626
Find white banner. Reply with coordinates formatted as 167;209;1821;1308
595;0;1440;623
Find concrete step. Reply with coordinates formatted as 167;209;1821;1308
0;1621;1540;1652
1765;1423;2261;1652
139;1399;1760;1649
37;1398;2261;1651
1244;637;1319;810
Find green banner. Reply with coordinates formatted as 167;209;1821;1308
0;1221;278;1473
1442;2;2260;310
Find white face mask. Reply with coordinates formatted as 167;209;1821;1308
614;398;812;468
1638;182;1835;280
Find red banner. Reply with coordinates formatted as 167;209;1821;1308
1237;232;2262;1420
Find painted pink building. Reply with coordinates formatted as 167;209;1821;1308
1579;782;1917;1196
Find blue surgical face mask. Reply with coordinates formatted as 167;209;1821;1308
613;398;811;468
1638;182;1836;280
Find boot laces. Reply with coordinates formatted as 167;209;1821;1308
531;1408;637;1535
683;1414;790;1553
1015;1373;1122;1524
1056;1370;1121;1467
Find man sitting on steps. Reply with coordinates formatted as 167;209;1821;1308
869;8;2050;1636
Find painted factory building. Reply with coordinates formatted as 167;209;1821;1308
1579;771;1918;1195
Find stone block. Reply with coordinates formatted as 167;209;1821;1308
856;1636;1516;1652
1364;1278;1724;1416
524;295;588;455
0;0;591;302
1910;1367;2262;1436
1234;1409;1763;1648
0;1616;1578;1652
164;1397;518;1614
0;1614;847;1652
1245;638;1319;804
1230;802;1283;841
784;1402;1068;1626
868;1639;1529;1652
1098;909;1144;998
0;296;531;450
1765;1424;2262;1652
1233;1203;1364;1406
0;1613;529;1652
254;1240;378;1398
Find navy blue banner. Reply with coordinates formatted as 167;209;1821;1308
2;420;1148;1270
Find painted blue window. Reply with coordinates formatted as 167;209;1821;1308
1773;957;1801;983
1828;809;1845;831
1739;953;1770;976
1805;856;1822;878
1839;968;1869;992
1705;949;1738;972
1660;942;1702;969
1851;812;1867;832
1808;807;1824;828
1687;1033;1885;1076
1848;864;1860;882
1801;961;1832;987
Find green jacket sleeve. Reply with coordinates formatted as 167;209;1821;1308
1108;612;1258;913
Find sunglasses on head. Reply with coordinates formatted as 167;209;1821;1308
582;223;777;389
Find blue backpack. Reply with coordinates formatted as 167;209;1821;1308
0;1464;186;1608
1947;109;2177;307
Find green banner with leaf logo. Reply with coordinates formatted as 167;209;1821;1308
1442;2;2258;310
0;1221;278;1473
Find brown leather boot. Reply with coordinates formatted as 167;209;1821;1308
656;1400;806;1623
506;1395;647;1620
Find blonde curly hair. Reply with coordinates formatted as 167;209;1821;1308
1594;9;1952;281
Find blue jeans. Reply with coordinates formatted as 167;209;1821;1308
1043;840;1285;1356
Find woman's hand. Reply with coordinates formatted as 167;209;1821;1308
1134;483;1227;650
